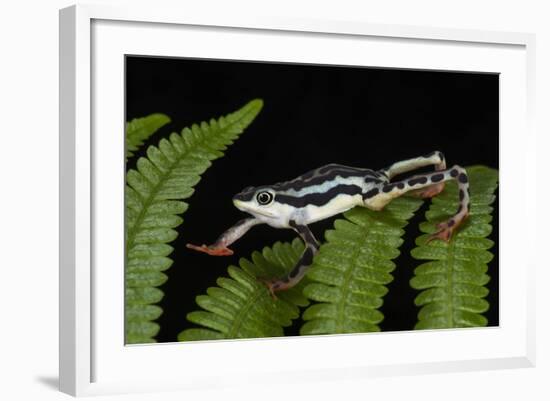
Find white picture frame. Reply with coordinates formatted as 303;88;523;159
59;3;536;397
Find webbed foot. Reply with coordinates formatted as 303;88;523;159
412;182;445;199
186;243;234;256
257;278;282;300
426;223;454;243
426;213;469;244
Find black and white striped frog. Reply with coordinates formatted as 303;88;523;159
187;151;470;298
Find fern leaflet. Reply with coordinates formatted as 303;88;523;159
126;113;171;159
125;99;264;343
300;197;423;335
178;239;309;341
410;165;498;329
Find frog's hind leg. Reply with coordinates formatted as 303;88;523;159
364;165;470;242
379;151;447;198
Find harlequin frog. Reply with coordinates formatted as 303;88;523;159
187;151;470;298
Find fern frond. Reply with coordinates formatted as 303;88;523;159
126;113;171;159
300;197;423;335
410;166;498;329
125;99;264;343
178;239;309;341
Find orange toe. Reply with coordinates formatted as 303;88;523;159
416;183;445;199
186;243;234;256
258;278;279;300
426;228;453;243
426;213;468;244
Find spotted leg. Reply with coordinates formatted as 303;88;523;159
186;217;262;256
379;151;447;198
364;165;470;242
261;220;320;299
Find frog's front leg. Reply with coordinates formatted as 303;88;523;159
261;220;320;299
186;217;262;256
364;165;470;242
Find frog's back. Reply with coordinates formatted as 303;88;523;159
267;163;384;220
274;163;382;192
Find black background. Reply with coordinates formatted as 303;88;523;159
126;56;499;342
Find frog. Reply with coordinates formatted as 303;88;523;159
187;151;470;298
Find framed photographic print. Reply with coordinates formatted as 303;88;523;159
59;3;535;396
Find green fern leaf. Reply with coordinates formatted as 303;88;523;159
125;99;264;343
410;165;498;329
178;239;309;341
126;113;171;159
300;196;423;335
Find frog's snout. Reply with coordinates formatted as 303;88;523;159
232;186;255;204
232;199;246;210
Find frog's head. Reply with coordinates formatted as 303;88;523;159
232;185;293;225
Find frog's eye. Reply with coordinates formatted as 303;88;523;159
256;191;274;205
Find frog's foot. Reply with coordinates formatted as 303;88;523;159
186;243;234;256
412;182;445;199
427;222;454;243
258;278;286;300
426;213;468;244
